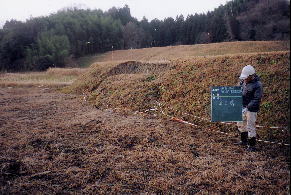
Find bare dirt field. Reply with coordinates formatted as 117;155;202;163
0;86;289;194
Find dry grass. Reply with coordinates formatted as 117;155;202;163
0;87;289;194
0;67;87;87
91;41;289;62
69;50;290;145
46;67;87;76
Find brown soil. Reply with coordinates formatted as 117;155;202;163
0;87;289;194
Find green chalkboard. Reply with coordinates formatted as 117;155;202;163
211;86;243;122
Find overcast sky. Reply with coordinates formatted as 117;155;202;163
0;0;230;27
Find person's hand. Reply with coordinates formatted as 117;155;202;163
242;108;248;114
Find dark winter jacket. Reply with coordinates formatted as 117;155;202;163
241;74;263;112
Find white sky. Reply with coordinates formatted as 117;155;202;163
0;0;230;27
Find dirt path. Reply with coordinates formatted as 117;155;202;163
0;87;289;194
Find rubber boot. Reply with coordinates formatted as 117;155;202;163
235;132;248;146
247;137;257;152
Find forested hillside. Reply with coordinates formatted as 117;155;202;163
0;0;289;71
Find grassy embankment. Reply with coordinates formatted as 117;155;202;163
67;41;290;144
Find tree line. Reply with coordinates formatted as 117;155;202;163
0;0;289;71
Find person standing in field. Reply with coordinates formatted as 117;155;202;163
236;65;263;152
